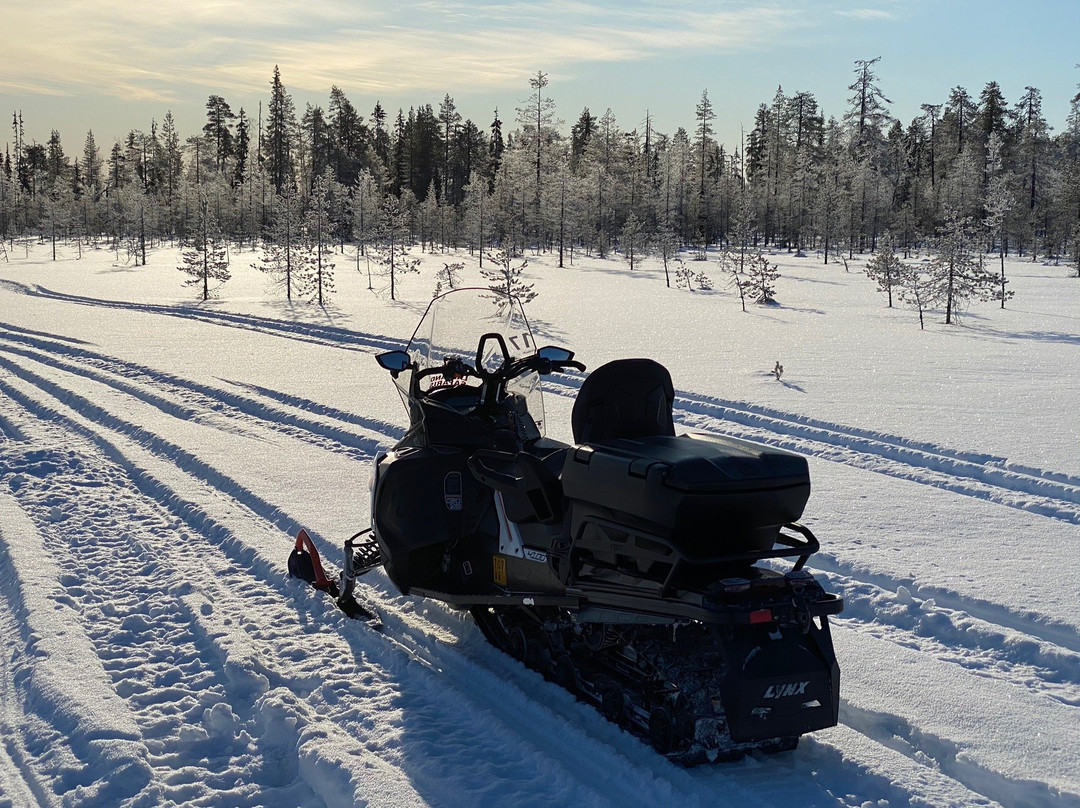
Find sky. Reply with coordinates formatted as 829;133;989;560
3;0;1080;156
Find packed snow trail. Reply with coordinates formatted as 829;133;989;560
2;319;1077;807
2;247;1080;807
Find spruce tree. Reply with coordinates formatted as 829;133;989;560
482;247;535;310
264;66;296;194
926;211;997;324
865;237;904;307
179;198;229;300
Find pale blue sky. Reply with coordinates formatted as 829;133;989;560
3;0;1079;155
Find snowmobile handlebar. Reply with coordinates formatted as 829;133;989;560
413;356;478;385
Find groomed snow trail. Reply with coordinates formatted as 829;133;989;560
1;248;1078;807
2;316;1076;808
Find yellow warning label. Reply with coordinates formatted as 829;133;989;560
492;555;507;586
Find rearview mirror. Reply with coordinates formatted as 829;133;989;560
376;351;412;376
537;346;574;363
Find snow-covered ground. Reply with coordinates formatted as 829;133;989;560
1;239;1078;808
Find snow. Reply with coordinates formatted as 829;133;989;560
1;240;1079;807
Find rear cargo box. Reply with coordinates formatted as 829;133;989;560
561;432;810;559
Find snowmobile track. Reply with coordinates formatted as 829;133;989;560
0;281;409;355
0;342;1020;808
0;360;767;807
3;318;1077;805
543;376;1080;524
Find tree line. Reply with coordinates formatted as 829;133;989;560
4;58;1080;300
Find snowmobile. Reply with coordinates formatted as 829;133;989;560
290;287;842;764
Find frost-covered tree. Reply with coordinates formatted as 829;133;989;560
252;188;304;300
371;194;419;300
482;247;535;309
297;172;336;305
865;236;904;307
460;172;492;262
655;223;679;288
717;250;749;311
748;252;780;304
846;57;892;153
433;260;464;296
41;180;75;260
350;168;381;262
179;198;229;300
516;70;559;231
926;211;998;324
900;262;930;330
620;211;647;271
983;132;1015;304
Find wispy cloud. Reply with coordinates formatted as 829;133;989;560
1;1;806;102
834;8;896;20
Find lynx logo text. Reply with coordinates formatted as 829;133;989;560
763;681;810;699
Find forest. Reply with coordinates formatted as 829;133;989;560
3;58;1080;305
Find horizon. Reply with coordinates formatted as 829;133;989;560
3;0;1080;155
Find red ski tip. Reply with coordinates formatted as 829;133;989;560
291;528;336;590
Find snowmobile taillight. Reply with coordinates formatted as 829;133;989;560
749;609;774;625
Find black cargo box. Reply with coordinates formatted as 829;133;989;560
561;432;810;558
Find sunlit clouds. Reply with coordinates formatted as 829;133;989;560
2;0;806;102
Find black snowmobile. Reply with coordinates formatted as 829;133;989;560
291;287;842;764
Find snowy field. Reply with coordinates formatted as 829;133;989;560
1;239;1078;808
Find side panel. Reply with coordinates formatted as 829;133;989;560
373;447;497;593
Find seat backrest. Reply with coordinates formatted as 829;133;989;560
571;358;675;444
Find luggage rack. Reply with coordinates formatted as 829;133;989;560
568;518;822;599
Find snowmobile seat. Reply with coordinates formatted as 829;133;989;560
562;432;811;564
571;358;675;444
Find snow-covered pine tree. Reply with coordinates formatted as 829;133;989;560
297;172;337;305
178;198;229;300
433;261;464;297
370;194;419;301
482;247;535;310
864;236;904;307
748;252;780;303
252;188;304;300
926;211;997;324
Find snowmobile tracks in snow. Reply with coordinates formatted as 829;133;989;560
2;324;1078;806
677;390;1080;524
0;356;751;806
546;375;1080;526
0;280;408;355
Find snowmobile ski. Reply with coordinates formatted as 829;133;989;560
288;528;383;628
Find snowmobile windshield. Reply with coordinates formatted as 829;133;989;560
393;288;546;435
